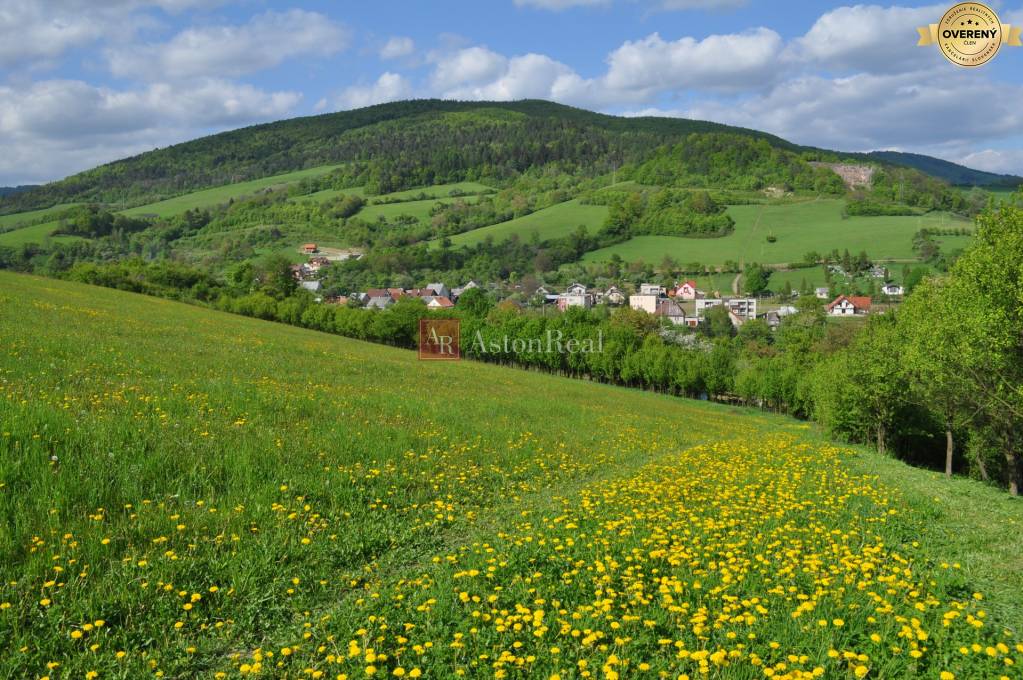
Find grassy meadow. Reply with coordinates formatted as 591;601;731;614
447;199;609;247
359;196;482;226
583;199;971;267
0;204;80;232
1;271;1021;679
119;165;345;218
0;220;83;247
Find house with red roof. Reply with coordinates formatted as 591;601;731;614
674;280;703;301
827;295;872;316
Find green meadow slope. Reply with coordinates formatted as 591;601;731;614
583;198;971;266
0;272;1020;679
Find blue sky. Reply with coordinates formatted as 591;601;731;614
2;0;1023;185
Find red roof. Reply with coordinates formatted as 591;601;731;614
429;296;454;308
827;295;872;312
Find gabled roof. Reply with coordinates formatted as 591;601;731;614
827;295;872;311
426;296;454;308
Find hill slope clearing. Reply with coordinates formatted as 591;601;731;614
446;199;609;247
583;198;970;267
0;272;1019;679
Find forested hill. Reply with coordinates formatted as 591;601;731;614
866;151;1023;188
1;100;803;212
1;99;1015;214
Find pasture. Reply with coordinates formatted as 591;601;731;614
0;204;79;232
359;195;481;226
0;272;1020;679
446;199;609;247
0;220;83;247
583;199;971;267
119;165;344;218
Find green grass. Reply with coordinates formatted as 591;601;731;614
0;220;83;247
290;186;366;204
0;204;79;231
120;165;344;218
583;198;972;267
359;195;481;225
1;272;1020;679
446;199;609;247
371;182;494;202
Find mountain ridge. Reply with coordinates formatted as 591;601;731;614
1;99;1017;215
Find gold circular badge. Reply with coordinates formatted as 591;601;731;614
937;3;1003;67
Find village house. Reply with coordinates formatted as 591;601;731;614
301;243;318;254
827;295;872;316
881;282;904;296
654;298;686;325
426;282;451;299
603;286;626;305
815;287;830;299
673;279;704;301
629;290;661;314
299;280;322;293
639;283;666;296
725;298;757;321
451;280;480;299
695;297;757;326
365;295;394;310
557;283;593;311
424;296;455;309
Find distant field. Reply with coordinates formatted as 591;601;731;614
0;203;78;231
359;195;481;225
0;220;82;247
583;199;971;266
120;165;344;218
371;181;494;202
290;186;366;204
446;199;608;247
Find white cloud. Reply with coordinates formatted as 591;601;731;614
0;0;220;69
686;70;1023;153
602;28;783;96
787;4;945;74
956;149;1023;175
380;36;415;59
443;53;586;101
106;9;349;80
336;72;412;110
0;78;301;184
431;46;510;90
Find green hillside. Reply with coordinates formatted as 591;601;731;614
583;198;970;266
1;271;1021;678
446;199;609;247
120;164;344;218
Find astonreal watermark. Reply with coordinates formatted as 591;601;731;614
419;319;604;360
419;319;461;360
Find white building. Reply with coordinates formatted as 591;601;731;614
881;283;904;296
629;293;661;314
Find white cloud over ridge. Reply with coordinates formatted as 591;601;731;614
336;72;413;110
0;78;300;183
